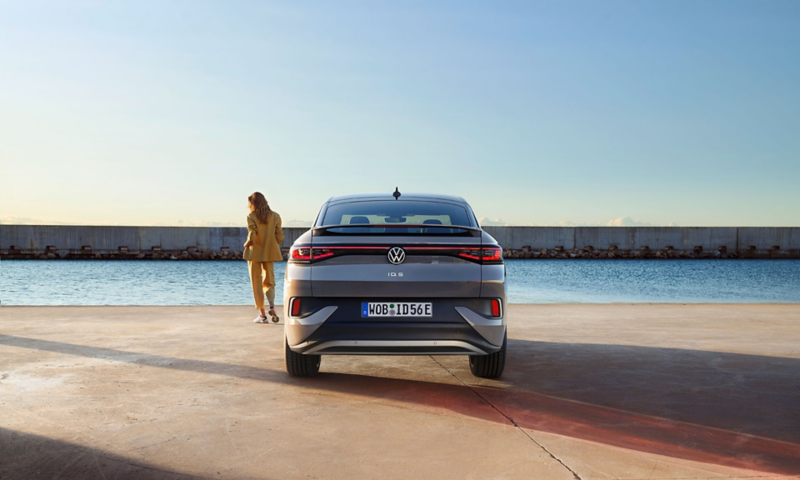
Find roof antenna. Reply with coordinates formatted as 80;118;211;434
393;187;401;200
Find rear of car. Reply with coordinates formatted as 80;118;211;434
283;193;507;378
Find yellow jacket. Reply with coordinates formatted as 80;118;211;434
243;211;284;262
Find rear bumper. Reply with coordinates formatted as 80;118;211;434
284;298;506;355
293;339;493;355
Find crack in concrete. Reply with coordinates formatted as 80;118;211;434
429;356;582;480
130;436;178;452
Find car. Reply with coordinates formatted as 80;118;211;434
282;190;507;378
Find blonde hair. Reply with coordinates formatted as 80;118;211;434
248;192;272;224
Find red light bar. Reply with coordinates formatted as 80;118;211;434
291;298;302;316
316;246;391;250
290;245;502;264
402;246;503;264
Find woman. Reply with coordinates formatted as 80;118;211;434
243;192;284;323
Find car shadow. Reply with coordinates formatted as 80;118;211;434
291;337;800;475
2;334;798;475
467;338;800;474
501;338;800;446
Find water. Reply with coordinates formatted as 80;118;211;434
504;260;800;303
1;260;799;306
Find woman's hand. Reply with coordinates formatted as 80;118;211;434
243;240;253;248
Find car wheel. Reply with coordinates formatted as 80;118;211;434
284;334;321;377
468;333;506;378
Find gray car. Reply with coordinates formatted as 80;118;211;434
283;191;507;378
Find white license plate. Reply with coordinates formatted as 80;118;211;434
361;302;433;317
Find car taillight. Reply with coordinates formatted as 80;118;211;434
311;248;335;260
290;246;311;263
456;246;503;264
491;299;501;317
291;298;301;316
481;246;503;264
291;246;391;263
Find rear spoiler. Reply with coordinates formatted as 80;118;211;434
312;224;481;236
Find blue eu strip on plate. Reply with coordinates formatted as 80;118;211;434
361;302;369;317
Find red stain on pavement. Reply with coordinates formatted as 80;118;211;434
312;374;800;475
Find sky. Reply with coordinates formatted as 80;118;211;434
1;1;798;227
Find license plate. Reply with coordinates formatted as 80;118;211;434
361;302;433;317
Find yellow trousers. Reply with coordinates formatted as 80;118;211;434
248;261;275;310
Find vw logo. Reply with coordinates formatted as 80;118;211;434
388;247;405;265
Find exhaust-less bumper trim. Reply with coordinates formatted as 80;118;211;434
285;306;338;346
294;340;489;355
454;306;505;347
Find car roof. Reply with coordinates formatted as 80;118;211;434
326;192;468;205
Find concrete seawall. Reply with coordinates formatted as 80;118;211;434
1;225;798;259
0;225;304;257
483;226;800;259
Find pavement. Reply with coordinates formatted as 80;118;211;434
1;304;799;480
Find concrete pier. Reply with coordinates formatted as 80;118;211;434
1;304;799;479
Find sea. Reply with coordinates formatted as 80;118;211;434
1;259;799;306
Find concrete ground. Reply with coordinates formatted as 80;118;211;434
1;305;799;480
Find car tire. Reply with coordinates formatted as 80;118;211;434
468;333;506;378
284;334;321;377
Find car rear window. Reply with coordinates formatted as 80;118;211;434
321;200;473;230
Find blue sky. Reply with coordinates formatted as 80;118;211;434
1;1;798;226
